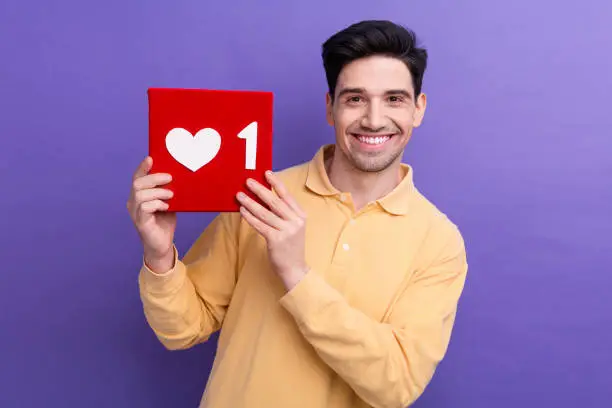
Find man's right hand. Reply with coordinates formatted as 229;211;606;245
127;156;177;273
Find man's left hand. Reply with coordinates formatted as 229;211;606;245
236;171;309;291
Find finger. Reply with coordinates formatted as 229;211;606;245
133;156;152;181
140;199;169;214
236;192;284;230
246;178;293;220
133;173;173;191
239;205;274;239
265;171;307;218
134;188;174;204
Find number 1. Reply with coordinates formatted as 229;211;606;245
237;121;258;170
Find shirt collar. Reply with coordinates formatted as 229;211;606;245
305;144;416;215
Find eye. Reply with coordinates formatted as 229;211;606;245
388;95;404;104
346;95;363;104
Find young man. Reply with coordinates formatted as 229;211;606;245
128;20;468;408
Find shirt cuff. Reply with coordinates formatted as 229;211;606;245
139;246;186;294
279;269;343;327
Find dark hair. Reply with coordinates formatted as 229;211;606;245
321;20;428;101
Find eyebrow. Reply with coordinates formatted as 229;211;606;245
336;87;413;100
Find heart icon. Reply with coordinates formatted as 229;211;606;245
165;127;222;172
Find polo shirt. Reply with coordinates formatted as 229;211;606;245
138;144;468;408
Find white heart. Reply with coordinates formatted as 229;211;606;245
165;127;222;172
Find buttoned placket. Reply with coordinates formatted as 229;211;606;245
331;193;360;266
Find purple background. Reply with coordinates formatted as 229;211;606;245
1;1;611;407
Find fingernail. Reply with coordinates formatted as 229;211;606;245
237;192;245;199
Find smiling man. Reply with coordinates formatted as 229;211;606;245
129;20;468;408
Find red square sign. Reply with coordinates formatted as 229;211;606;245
147;88;273;212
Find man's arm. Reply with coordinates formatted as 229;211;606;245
279;227;468;408
138;212;240;350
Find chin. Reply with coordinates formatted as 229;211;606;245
348;142;405;173
351;155;401;173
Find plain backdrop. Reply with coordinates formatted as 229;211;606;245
1;0;611;407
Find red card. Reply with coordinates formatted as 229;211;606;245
147;88;273;212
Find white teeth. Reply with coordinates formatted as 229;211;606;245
357;135;390;145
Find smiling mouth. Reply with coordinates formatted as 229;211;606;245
351;133;395;146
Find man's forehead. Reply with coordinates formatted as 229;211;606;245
336;57;414;93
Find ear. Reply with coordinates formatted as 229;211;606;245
412;93;427;128
325;92;334;126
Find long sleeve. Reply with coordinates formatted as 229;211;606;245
279;227;468;408
138;212;240;350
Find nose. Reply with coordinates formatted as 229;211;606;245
360;101;386;131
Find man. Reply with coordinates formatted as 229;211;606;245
127;20;468;408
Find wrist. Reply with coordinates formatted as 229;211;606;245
279;264;309;291
144;246;175;275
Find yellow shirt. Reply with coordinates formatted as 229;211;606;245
138;144;468;408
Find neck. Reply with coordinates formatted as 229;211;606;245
325;147;403;211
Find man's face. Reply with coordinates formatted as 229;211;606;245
326;55;427;173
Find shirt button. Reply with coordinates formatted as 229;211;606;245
349;219;356;225
339;194;346;202
342;243;350;251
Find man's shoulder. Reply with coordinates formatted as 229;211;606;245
412;187;465;249
274;160;310;180
272;160;311;193
414;189;458;224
